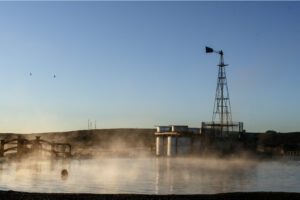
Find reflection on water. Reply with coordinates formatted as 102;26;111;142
154;158;258;194
0;157;299;194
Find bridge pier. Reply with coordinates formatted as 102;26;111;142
167;136;176;156
156;136;163;156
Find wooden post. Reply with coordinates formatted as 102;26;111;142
68;144;72;157
191;135;194;154
34;136;41;152
17;135;27;155
175;136;178;156
50;143;54;154
0;140;4;157
17;136;24;155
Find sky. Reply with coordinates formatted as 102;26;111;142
0;1;300;133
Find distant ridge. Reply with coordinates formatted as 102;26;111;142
0;129;156;154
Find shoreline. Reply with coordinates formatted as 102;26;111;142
1;129;300;159
1;191;300;200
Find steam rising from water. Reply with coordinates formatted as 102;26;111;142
1;156;299;194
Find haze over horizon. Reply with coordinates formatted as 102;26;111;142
0;1;300;133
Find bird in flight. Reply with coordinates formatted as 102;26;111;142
29;72;32;76
53;74;56;78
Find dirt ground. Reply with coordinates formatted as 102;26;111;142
1;191;300;200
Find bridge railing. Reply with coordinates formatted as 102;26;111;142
0;136;72;158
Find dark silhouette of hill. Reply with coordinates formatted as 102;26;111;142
1;129;154;144
250;132;300;146
0;129;299;157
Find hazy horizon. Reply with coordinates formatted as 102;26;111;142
0;1;300;133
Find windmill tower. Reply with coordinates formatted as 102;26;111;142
204;46;237;137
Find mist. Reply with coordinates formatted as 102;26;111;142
0;154;265;194
1;129;299;194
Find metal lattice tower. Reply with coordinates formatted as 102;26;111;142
206;47;233;136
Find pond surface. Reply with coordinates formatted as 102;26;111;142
0;157;299;194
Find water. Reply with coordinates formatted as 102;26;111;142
0;157;299;194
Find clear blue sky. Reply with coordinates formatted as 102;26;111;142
0;1;299;133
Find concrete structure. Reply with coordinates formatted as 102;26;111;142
155;125;201;157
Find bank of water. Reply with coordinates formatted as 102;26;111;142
0;157;299;194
